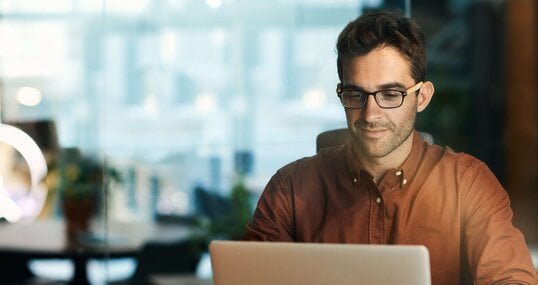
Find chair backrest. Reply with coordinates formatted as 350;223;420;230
316;128;433;153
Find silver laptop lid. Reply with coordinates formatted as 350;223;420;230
209;240;431;285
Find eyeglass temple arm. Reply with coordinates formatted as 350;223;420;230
406;81;423;94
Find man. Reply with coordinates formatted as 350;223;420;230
241;10;537;285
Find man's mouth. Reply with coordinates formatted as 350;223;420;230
360;128;388;139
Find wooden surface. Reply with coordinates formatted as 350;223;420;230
504;0;538;243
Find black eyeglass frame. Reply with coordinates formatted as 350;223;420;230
336;81;423;109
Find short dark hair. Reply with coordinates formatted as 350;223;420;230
336;10;426;83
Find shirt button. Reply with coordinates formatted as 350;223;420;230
353;178;358;183
375;197;382;204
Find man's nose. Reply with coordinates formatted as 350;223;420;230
361;95;383;121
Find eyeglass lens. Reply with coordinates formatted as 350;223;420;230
340;90;404;109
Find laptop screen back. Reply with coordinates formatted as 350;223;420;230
209;240;431;285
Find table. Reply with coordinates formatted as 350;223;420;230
0;219;193;285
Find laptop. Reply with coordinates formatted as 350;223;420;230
209;240;431;285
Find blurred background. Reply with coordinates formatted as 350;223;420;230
0;0;536;284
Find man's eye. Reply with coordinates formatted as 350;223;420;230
343;91;365;99
379;91;402;101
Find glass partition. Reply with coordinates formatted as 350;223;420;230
0;0;536;283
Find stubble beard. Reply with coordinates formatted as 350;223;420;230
352;112;416;159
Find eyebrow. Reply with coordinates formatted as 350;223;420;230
341;82;407;91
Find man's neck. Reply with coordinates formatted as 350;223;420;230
353;132;415;184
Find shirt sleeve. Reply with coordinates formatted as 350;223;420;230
241;170;296;241
461;160;537;284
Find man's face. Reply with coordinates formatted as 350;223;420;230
342;46;420;159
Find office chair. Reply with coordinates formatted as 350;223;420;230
316;128;434;153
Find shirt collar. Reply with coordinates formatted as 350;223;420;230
343;131;428;189
389;131;427;189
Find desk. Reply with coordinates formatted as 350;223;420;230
0;219;192;285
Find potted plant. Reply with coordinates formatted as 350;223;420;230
192;175;253;249
47;147;108;241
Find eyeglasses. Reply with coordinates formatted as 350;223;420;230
337;81;423;109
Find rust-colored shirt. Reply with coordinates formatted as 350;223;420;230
242;132;537;285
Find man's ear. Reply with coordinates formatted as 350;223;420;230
417;81;434;113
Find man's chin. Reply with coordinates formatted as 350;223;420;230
354;138;391;158
363;147;391;158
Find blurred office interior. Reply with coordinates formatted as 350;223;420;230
0;0;536;284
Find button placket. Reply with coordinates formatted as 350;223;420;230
369;189;385;243
395;169;407;188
